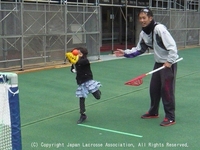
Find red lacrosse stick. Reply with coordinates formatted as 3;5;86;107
125;57;183;86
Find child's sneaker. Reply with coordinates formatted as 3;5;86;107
160;118;175;126
77;114;87;124
141;112;159;119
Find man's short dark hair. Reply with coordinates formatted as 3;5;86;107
139;8;153;17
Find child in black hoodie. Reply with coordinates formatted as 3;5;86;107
67;47;101;124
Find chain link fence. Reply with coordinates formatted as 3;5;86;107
153;9;200;47
0;1;200;71
0;2;101;71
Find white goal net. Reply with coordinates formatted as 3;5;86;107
0;73;21;150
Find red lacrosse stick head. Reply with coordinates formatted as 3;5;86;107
125;74;146;86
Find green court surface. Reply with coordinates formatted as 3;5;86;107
18;47;200;150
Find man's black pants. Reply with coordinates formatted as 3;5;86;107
148;62;177;121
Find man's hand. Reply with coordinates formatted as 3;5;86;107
164;62;172;68
114;49;124;57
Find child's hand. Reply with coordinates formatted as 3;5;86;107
65;52;79;64
71;68;76;73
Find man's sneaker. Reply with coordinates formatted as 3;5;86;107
141;112;159;119
160;118;175;126
77;114;87;124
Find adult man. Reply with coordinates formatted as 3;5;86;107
115;8;179;126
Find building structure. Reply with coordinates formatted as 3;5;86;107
0;0;199;70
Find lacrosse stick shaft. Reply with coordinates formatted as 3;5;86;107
147;57;183;75
124;57;183;86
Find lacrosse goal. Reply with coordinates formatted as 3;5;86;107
0;72;22;150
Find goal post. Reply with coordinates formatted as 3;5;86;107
0;72;22;150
